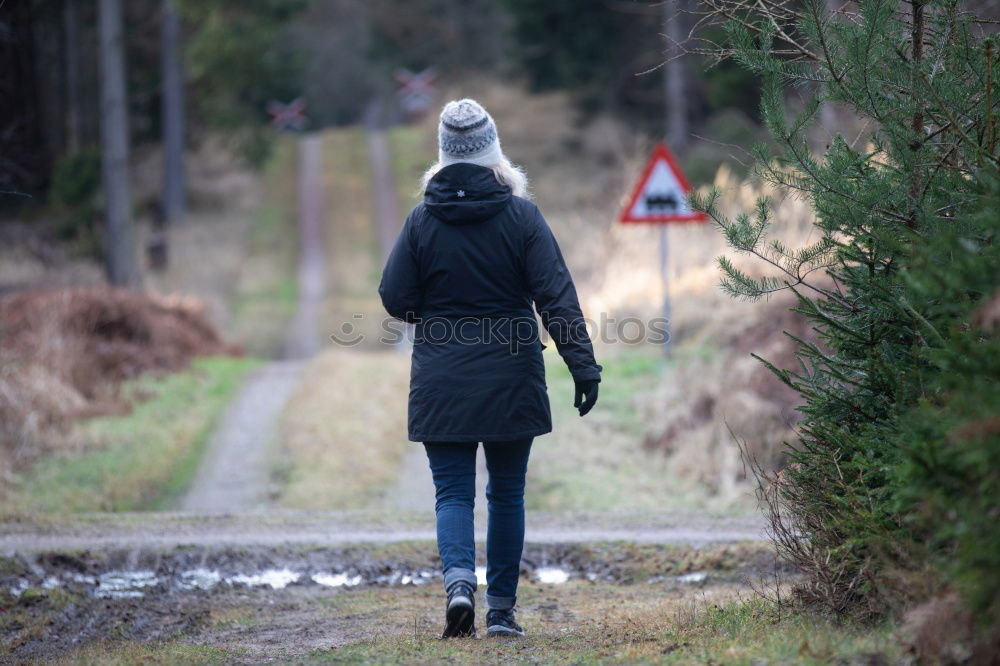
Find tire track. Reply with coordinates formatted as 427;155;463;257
179;134;325;512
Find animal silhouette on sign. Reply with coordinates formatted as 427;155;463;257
645;193;679;212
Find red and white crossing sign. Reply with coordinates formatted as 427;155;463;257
394;68;438;118
619;143;707;224
267;98;308;132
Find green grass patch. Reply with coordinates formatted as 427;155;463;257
387;125;434;214
7;357;257;514
272;350;409;509
230;135;299;357
664;599;900;665
55;643;243;665
309;594;899;665
529;347;710;511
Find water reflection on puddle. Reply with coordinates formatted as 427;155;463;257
676;571;707;584
226;568;300;590
535;567;570;584
312;572;362;588
179;568;222;591
96;570;158;599
7;563;580;599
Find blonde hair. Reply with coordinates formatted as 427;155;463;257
420;155;531;199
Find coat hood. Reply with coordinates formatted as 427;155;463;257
424;163;512;225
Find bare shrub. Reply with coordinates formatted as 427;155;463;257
0;287;240;472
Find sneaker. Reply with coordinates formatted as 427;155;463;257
442;581;476;638
486;608;525;637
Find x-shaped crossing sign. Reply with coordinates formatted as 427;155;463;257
267;98;309;132
394;68;438;118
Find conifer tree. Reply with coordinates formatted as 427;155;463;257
691;0;999;618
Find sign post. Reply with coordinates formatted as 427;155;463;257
659;225;671;350
619;142;707;353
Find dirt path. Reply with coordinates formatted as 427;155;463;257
176;362;305;512
366;128;401;262
0;511;765;551
285;133;326;360
178;134;326;512
1;536;775;662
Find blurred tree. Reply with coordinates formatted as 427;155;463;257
176;0;311;164
98;0;136;285
663;0;688;148
0;0;57;201
364;0;507;73
161;0;186;223
287;0;509;127
287;1;377;127
503;0;666;122
64;0;83;152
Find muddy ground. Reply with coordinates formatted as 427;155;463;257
0;540;782;662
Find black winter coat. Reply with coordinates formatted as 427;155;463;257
378;163;601;442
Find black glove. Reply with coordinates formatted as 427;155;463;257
573;379;599;417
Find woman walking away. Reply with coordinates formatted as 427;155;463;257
379;99;601;639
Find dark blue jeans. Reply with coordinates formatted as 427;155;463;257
423;438;533;611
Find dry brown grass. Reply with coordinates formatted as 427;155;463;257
143;136;300;357
273;348;410;508
319;128;391;349
0;288;240;483
583;164;819;504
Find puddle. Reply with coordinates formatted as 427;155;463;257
3;563;714;599
179;568;222;591
1;542;770;603
5;563;574;599
399;570;435;585
647;571;709;585
226;568;299;590
96;570;158;599
370;569;438;586
9;579;29;597
312;572;362;588
536;567;570;584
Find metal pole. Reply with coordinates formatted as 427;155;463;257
660;225;671;354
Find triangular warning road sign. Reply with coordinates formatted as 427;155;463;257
619;143;707;224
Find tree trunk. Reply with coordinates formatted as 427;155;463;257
161;0;186;223
819;0;839;134
663;0;687;149
98;0;136;286
63;0;82;151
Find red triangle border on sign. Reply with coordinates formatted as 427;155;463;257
619;142;708;224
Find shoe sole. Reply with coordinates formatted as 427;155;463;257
486;625;525;638
443;598;475;638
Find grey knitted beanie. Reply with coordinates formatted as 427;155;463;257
438;99;503;167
